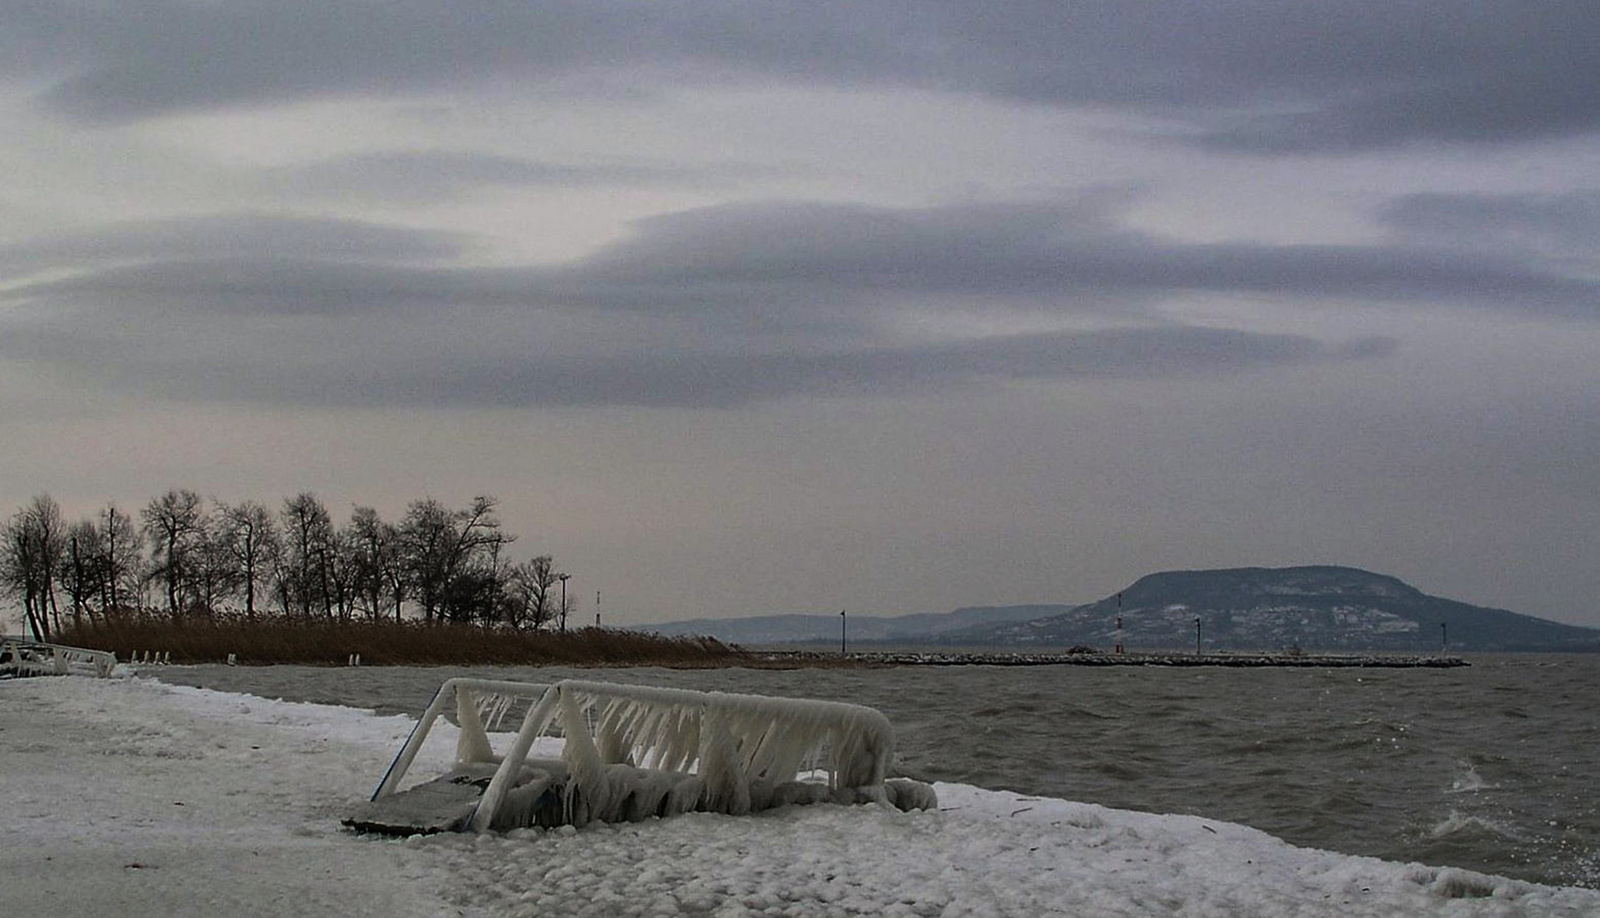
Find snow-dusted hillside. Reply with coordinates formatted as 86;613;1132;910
637;566;1599;652
952;566;1600;652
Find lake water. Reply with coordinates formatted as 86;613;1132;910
150;653;1600;890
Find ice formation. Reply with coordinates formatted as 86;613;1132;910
355;678;933;833
0;637;117;678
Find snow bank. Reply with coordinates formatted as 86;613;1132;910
3;676;1596;917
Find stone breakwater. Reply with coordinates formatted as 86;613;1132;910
754;650;1470;667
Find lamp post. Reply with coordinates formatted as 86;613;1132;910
1114;592;1124;654
558;573;570;633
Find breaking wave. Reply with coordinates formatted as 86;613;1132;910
1429;810;1523;842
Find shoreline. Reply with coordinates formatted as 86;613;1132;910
9;675;1597;916
752;649;1471;667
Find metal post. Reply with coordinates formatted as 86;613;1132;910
840;609;847;654
558;573;570;633
1115;592;1124;654
1195;617;1201;656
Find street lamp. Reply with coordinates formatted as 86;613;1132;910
1114;592;1124;654
558;573;571;634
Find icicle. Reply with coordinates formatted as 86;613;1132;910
454;684;496;766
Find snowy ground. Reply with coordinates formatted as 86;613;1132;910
3;675;1597;917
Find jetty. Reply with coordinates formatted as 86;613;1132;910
754;649;1469;668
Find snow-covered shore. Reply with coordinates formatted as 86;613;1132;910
2;676;1596;917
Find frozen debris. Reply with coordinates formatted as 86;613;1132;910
0;636;117;678
349;678;937;834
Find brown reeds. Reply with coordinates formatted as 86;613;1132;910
55;612;744;668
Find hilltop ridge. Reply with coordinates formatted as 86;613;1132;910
641;566;1600;653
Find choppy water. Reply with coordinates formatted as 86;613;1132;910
150;654;1600;889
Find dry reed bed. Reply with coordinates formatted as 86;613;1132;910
55;616;742;667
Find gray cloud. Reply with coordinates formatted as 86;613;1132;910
1;198;1420;408
0;214;464;276
8;190;1588;412
272;150;734;202
12;201;1595;330
424;327;1393;409
1379;191;1600;259
0;318;1391;409
554;200;1600;319
11;1;1599;151
8;259;523;317
1197;63;1600;154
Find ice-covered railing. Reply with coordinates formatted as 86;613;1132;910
0;637;117;678
366;677;921;833
370;677;555;803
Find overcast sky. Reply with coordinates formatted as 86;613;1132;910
4;1;1597;627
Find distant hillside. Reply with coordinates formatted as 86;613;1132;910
637;604;1068;646
945;566;1600;653
637;566;1599;653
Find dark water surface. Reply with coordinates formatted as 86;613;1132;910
151;654;1600;889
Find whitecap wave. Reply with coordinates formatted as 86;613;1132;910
1431;809;1522;841
1447;761;1495;794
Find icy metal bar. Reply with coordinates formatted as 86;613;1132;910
371;678;553;801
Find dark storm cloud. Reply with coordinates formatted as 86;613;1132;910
11;1;1599;151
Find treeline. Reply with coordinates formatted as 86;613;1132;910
2;491;576;643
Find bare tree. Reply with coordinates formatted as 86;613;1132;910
398;498;450;623
186;514;240;617
399;496;512;625
2;496;67;640
1;513;41;639
57;505;144;626
98;504;142;614
7;489;560;633
142;489;204;617
216;501;278;619
279;492;334;618
325;524;357;620
63;519;101;628
347;506;399;621
507;555;560;631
